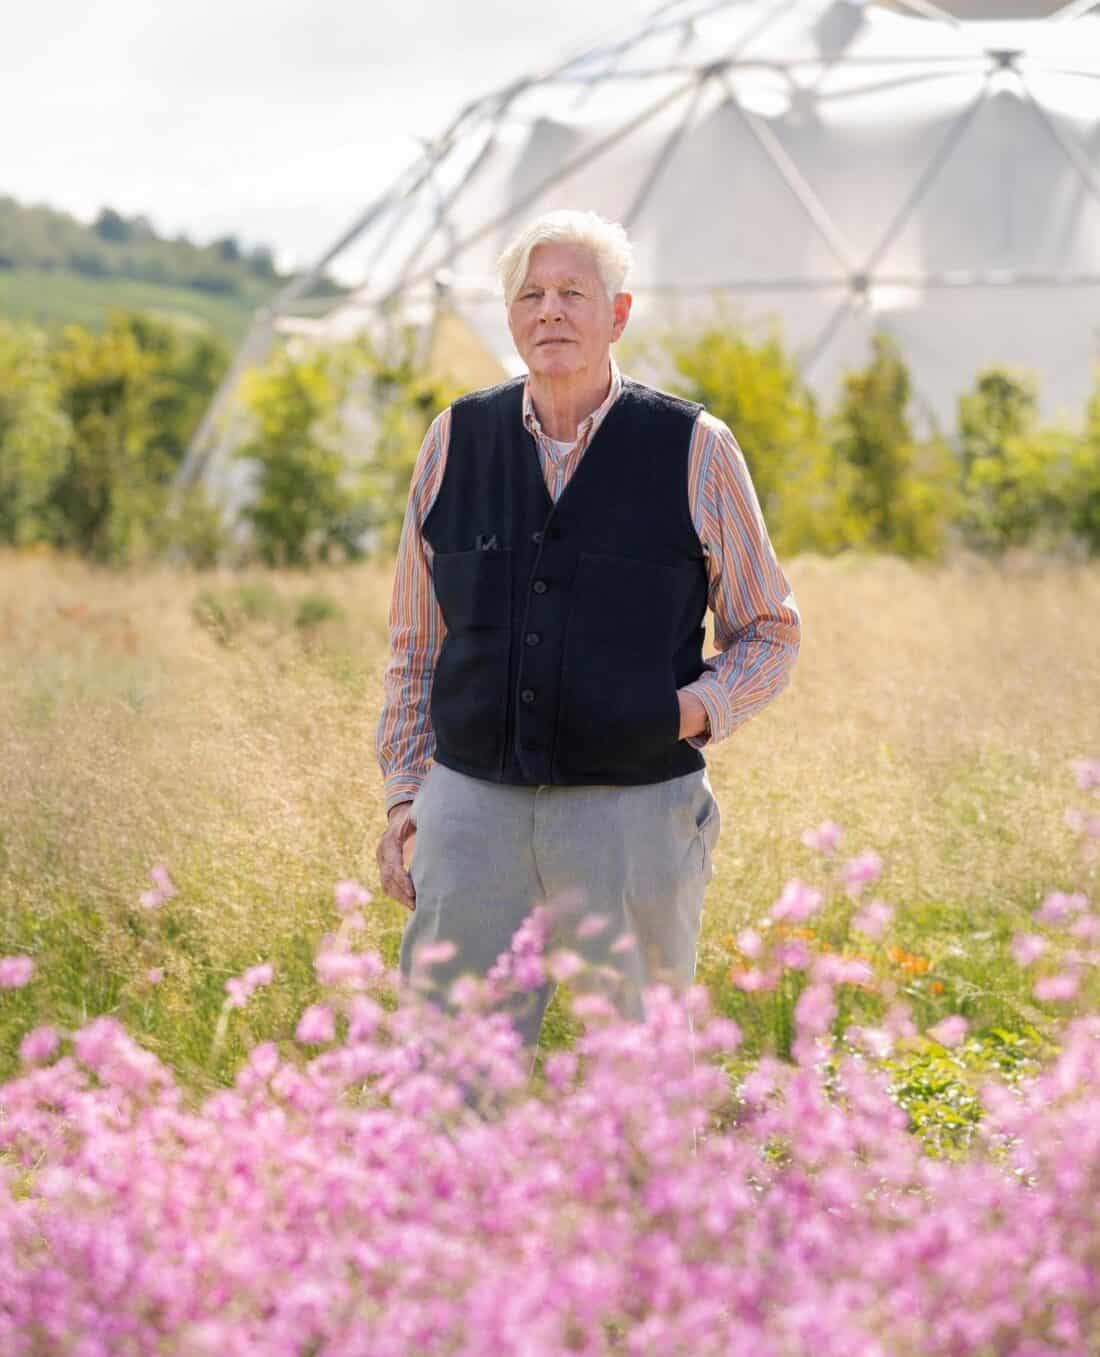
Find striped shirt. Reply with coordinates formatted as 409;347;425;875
377;357;801;813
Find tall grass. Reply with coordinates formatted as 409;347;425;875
1;547;1097;1087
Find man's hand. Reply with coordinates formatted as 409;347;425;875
376;801;417;911
677;689;709;741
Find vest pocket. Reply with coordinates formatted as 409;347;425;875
556;552;687;776
431;548;512;630
429;549;512;771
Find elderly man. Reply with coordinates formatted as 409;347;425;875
375;208;800;1059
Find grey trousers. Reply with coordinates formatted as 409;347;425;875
399;762;721;1060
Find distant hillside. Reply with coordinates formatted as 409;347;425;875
0;196;348;348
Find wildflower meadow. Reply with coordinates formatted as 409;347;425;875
1;548;1099;1353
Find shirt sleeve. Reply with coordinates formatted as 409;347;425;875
375;408;451;814
681;410;801;748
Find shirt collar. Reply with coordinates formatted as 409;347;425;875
522;354;624;445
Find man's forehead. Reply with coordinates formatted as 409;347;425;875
522;242;599;282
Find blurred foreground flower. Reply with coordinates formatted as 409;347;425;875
0;956;34;989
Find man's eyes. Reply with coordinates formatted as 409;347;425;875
519;288;584;299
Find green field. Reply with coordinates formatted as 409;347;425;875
1;549;1096;1115
0;266;336;347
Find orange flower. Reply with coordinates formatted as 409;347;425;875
929;980;945;995
886;946;931;975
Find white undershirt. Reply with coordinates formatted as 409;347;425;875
548;437;575;458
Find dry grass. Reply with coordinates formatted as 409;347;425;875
1;546;1096;1082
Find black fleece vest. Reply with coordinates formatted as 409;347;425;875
423;376;709;786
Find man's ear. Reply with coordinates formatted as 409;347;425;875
610;291;632;342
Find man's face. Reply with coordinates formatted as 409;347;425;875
506;241;631;383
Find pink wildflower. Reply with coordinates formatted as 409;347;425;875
295;1003;336;1044
0;955;34;988
736;927;763;958
1069;914;1100;941
846;1024;894;1058
794;982;837;1037
543;1051;578;1089
732;966;778;992
547;949;586;982
514;955;546;991
841;850;883;898
772;879;824;923
139;889;165;910
1011;933;1048;967
928;1015;969;1048
19;1024;60;1065
801;820;843;856
776;939;810;971
412;941;457;970
225;962;274;1009
1065;808;1100;839
150;864;178;899
883;1001;917;1041
1071;757;1100;793
852;898;894;939
146;966;165;984
334;879;372;914
576;913;610;939
1034;891;1088;926
1034;971;1079;1003
812;953;874;987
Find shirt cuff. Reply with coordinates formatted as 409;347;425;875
384;778;423;816
681;672;730;750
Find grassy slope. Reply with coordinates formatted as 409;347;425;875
0;550;1096;1093
0;266;270;346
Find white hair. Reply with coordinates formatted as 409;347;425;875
497;209;634;305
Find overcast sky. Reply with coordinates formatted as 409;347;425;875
2;0;645;273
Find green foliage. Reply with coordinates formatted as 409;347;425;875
663;315;861;556
0;319;72;546
0;193;343;302
880;1024;1045;1160
958;365;1100;554
348;330;460;553
0;310;229;566
189;580;344;650
47;315;169;563
234;330;457;565
295;592;344;630
830;332;958;558
234;343;362;567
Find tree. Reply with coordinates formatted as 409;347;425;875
92;207;131;243
831;331;956;558
234;343;360;567
49;317;172;564
346;330;459;553
213;235;241;264
232;329;457;565
956;365;1097;554
1072;372;1100;551
662;314;863;556
108;310;230;468
0;320;73;547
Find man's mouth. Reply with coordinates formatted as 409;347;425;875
537;338;572;346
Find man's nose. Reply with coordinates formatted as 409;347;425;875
538;292;564;321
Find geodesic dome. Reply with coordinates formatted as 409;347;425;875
180;0;1100;498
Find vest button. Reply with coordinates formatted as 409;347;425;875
524;632;541;646
520;688;536;704
531;530;543;544
532;579;548;594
